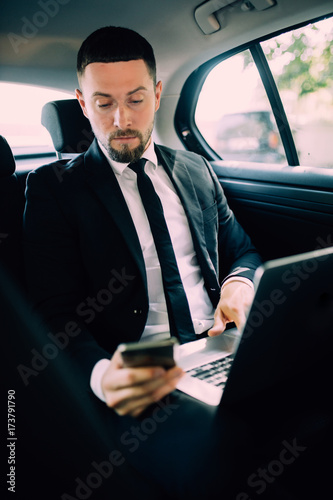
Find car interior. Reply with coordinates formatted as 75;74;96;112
1;0;332;499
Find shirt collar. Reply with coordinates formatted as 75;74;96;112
98;139;158;176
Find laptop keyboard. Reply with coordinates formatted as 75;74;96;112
186;355;233;388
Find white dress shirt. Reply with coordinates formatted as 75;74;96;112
91;141;252;401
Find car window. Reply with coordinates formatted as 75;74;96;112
195;50;286;164
262;17;333;168
0;82;73;164
194;16;333;168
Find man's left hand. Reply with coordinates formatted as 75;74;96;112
208;281;254;336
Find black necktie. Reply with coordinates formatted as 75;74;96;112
128;159;196;343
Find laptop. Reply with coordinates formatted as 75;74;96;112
175;245;333;405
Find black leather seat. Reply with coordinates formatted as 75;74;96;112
0;135;27;290
41;99;94;158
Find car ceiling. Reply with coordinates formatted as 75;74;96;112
1;0;332;93
0;0;332;147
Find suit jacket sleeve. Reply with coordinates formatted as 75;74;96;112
23;166;111;386
202;157;262;284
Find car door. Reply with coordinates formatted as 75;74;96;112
175;14;333;263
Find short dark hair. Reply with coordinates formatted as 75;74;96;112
77;26;156;85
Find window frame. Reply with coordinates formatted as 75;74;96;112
174;12;333;166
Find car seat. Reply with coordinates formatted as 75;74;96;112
0;135;27;291
41;99;94;159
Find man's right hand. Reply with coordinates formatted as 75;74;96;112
101;349;184;417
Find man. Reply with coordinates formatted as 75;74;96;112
24;26;261;421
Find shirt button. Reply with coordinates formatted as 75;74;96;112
133;309;143;315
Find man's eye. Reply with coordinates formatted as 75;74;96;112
130;99;143;105
97;103;110;108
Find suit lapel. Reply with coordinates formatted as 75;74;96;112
155;146;220;296
156;145;206;244
83;140;147;289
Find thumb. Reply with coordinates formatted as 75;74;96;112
208;309;227;337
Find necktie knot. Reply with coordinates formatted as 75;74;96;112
128;158;147;175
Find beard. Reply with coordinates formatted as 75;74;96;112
98;125;154;163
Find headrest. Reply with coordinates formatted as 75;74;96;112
41;99;94;155
0;135;15;177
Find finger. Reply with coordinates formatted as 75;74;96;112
108;364;167;391
149;366;185;403
111;348;126;369
113;392;159;416
115;365;183;397
208;309;227;336
131;405;152;418
229;287;253;331
110;366;184;416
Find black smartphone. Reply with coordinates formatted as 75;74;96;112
117;337;178;369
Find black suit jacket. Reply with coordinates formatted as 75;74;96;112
23;140;261;383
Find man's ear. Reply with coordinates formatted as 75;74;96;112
155;81;162;112
75;88;89;119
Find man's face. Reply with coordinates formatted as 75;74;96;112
76;59;162;163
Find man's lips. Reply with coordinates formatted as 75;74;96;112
112;136;138;142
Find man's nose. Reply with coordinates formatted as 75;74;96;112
113;105;132;129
